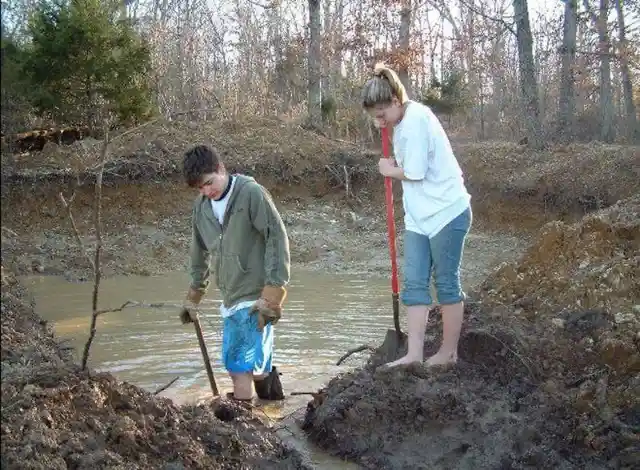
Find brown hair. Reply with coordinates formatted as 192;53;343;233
361;62;408;108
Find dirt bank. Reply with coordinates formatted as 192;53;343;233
0;118;531;284
301;196;640;470
1;118;639;469
2;118;637;283
0;268;310;470
455;141;640;231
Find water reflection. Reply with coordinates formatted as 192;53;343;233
22;268;398;413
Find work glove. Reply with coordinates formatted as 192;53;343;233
180;288;203;324
250;285;287;331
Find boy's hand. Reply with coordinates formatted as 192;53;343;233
180;288;203;324
250;299;281;331
186;287;204;304
179;305;197;324
250;285;287;331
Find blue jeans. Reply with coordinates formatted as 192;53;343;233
401;207;472;306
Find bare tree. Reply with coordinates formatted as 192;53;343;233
582;0;615;143
512;0;543;148
308;0;322;128
397;0;414;98
613;0;638;142
558;0;578;141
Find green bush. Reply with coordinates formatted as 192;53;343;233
21;0;154;129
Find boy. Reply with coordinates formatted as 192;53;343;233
181;144;290;401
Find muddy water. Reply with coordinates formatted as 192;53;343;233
22;268;396;468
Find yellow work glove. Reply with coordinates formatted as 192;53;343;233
250;285;287;331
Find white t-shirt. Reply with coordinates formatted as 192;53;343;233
210;176;255;318
392;100;471;238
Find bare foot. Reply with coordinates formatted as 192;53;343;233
383;354;423;368
425;351;457;367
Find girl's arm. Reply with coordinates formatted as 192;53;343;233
401;128;431;181
384;126;431;181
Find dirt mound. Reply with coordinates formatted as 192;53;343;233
299;197;640;468
456;141;640;229
479;194;639;317
1;117;377;191
0;269;308;470
301;308;632;469
471;195;640;469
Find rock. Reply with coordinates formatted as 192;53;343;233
551;318;565;329
614;312;635;324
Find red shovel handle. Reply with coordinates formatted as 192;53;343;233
381;127;402;338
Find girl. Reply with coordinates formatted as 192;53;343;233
362;64;472;367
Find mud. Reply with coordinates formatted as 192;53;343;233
1;269;310;470
2;119;639;469
301;196;640;470
303;312;638;469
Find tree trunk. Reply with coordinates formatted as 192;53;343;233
597;0;615;142
398;0;413;98
583;0;615;142
512;0;544;149
558;0;577;141
614;0;638;142
322;0;332;98
331;0;344;87
307;0;322;128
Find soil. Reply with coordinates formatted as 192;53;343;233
2;117;639;469
301;196;640;470
1;268;310;470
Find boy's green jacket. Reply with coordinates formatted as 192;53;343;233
189;174;290;308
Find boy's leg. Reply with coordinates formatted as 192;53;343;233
222;307;274;400
428;207;472;366
385;230;433;367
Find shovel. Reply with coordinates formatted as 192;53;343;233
180;306;220;397
380;126;404;347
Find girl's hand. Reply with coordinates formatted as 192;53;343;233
378;158;397;177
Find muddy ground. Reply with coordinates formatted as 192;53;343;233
302;196;639;470
0;268;311;470
1;118;639;469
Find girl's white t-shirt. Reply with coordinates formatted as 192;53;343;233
392;100;471;238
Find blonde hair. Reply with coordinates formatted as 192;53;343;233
361;62;408;108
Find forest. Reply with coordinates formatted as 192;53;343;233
1;0;638;150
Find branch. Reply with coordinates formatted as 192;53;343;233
58;192;95;271
81;132;110;371
336;344;374;366
94;300;218;316
457;0;516;36
153;376;180;395
1;227;19;238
